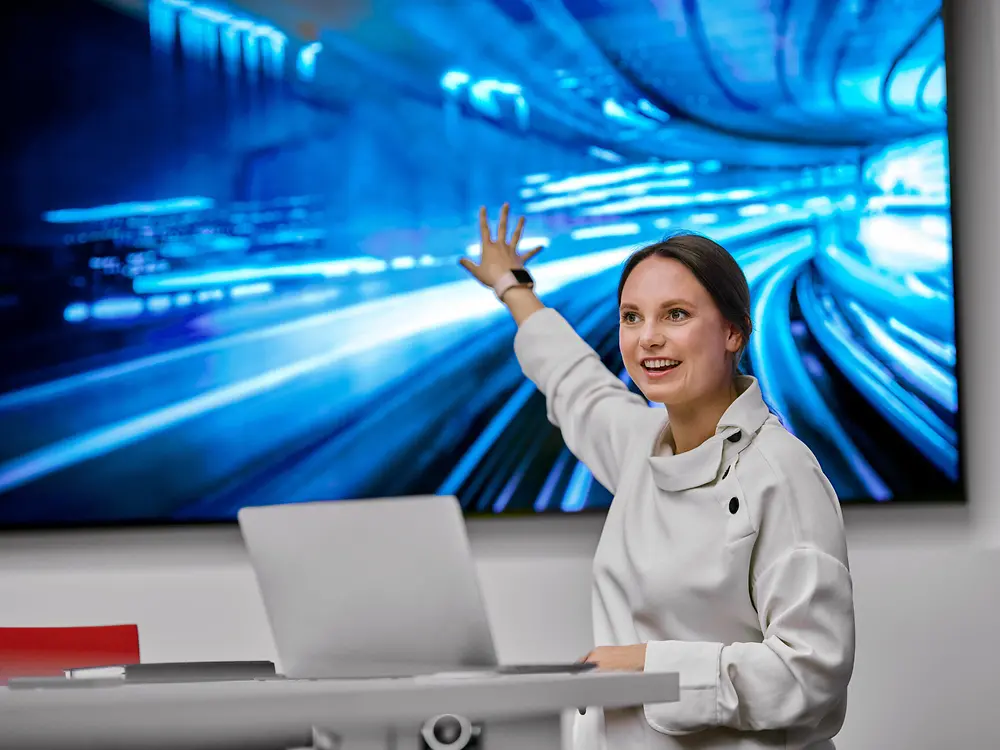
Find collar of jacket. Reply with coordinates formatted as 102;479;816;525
646;376;771;492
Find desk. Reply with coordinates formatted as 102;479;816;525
0;670;679;749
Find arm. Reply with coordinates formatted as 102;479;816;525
642;450;855;735
459;204;652;493
510;294;650;493
501;285;545;326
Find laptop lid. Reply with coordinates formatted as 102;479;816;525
238;495;498;678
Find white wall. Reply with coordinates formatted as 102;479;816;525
2;519;998;749
2;3;999;749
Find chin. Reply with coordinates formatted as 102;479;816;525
639;381;686;406
647;394;685;409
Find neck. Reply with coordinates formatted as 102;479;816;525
666;379;740;454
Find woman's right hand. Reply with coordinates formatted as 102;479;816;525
459;203;544;288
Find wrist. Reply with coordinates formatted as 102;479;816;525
499;286;537;305
492;268;534;302
501;286;544;326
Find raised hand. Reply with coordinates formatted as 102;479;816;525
459;203;544;288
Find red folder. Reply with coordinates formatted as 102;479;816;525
0;624;140;685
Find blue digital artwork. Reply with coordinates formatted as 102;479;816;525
0;0;957;525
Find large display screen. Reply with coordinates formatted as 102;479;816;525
0;0;959;526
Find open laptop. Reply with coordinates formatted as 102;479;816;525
238;495;593;679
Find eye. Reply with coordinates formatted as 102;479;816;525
620;311;640;324
665;308;689;321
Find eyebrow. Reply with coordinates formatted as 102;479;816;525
619;299;695;312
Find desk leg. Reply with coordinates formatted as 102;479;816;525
302;727;386;750
314;714;562;750
474;714;562;749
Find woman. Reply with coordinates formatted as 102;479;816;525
460;205;855;750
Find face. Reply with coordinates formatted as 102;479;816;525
618;256;742;408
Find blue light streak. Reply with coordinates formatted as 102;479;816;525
148;0;287;78
44;196;214;223
797;274;958;480
297;42;322;81
132;258;389;294
440;70;529;128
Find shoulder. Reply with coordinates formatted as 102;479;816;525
624;405;671;451
739;418;848;560
751;419;828;488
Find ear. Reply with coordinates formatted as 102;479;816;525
724;320;743;354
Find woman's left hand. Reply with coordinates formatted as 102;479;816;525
580;644;647;671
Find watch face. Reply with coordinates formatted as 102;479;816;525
511;268;533;284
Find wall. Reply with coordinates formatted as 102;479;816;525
1;3;999;750
1;518;998;749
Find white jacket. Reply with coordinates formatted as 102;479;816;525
513;307;855;750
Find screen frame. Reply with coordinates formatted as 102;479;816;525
939;0;968;508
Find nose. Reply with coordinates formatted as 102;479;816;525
639;322;665;349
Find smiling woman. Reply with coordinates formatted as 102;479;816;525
460;204;856;750
616;234;753;454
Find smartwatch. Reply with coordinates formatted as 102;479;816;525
492;268;535;302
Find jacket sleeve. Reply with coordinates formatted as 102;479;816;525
642;448;856;735
513;307;652;494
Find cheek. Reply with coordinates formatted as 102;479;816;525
671;326;701;355
675;324;723;363
618;328;638;362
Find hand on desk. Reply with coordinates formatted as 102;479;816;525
576;644;648;715
580;644;647;672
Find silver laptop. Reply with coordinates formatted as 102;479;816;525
238;495;500;679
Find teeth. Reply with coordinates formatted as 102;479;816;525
643;359;679;368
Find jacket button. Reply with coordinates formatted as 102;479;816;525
729;497;739;514
728;431;742;443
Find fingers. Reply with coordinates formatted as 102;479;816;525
509;215;525;251
497;203;509;245
520;245;544;264
459;257;483;282
478;203;527;252
478;206;492;246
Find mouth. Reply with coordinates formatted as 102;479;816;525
640;358;681;378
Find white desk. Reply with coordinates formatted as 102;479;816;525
0;670;679;749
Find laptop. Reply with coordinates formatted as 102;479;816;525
238;495;593;679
